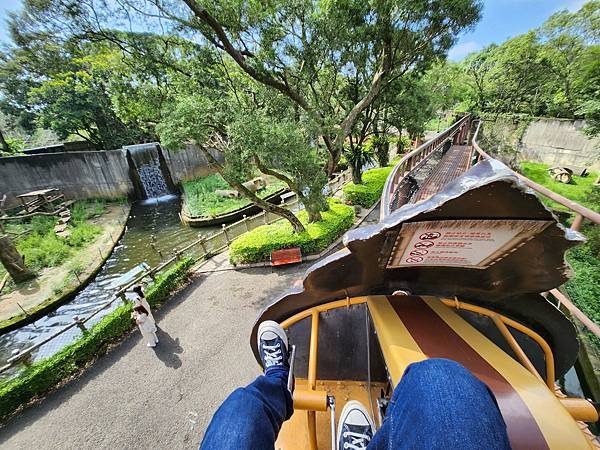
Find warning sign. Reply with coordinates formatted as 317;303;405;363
386;219;551;269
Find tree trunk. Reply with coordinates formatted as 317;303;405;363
0;235;36;283
305;204;322;223
0;128;10;153
352;165;362;184
197;144;306;233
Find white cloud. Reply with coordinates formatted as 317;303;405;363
448;41;482;61
560;0;587;11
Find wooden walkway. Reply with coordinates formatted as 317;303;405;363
412;145;472;202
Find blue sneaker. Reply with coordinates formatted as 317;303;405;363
337;400;375;450
257;320;289;371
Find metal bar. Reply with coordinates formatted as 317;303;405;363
328;396;336;450
571;213;584;231
308;311;319;390
550;288;600;339
441;298;555;388
491;314;545;385
471;121;600;225
307;411;318;450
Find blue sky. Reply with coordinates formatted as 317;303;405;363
0;0;590;58
449;0;590;60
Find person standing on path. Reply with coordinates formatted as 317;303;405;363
132;284;156;323
132;304;158;348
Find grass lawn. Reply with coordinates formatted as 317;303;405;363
0;200;111;293
181;173;287;218
519;161;598;212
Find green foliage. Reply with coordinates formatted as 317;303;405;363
343;143;375;184
0;258;193;421
14;200;106;272
182;173;286;218
565;232;600;352
67;224;102;247
70;200;106;224
229;199;354;264
343;166;394;208
455;2;600;133
519;161;599;211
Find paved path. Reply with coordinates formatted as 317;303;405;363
0;252;308;449
0;205;380;449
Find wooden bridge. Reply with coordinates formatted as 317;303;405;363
381;115;600;340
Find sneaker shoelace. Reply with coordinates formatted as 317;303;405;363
342;431;371;450
263;342;283;367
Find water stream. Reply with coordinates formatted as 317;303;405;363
0;197;218;378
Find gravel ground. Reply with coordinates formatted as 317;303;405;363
0;252;308;450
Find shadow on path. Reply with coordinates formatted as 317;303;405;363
153;327;183;369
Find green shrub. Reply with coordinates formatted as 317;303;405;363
343;166;394;208
229;199;354;264
0;257;193;420
67;223;101;247
18;233;71;271
29;216;55;235
71;200;106;224
565;233;600;353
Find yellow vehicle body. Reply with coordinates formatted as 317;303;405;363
275;295;598;450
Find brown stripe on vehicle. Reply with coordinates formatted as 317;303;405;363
388;295;549;450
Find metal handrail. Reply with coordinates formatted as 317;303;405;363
471;120;600;340
471;120;600;230
380;115;471;219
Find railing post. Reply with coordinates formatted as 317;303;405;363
263;210;269;225
243;214;250;232
222;224;230;244
73;315;88;333
571;213;584;232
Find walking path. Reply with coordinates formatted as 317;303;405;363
0;205;380;449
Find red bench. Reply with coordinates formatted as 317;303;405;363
270;247;302;266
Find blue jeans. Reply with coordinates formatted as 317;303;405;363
200;359;510;449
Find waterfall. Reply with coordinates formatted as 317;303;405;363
137;163;170;198
125;143;174;200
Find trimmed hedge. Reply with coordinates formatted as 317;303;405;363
0;257;194;421
343;166;394;208
229;199;354;264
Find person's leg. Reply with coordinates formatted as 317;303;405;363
368;358;510;450
200;321;293;450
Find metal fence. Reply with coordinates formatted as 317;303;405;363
0;170;352;378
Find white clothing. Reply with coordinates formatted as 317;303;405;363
134;311;158;347
134;295;155;323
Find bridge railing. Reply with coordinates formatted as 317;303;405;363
472;121;600;231
472;120;600;339
381;114;471;219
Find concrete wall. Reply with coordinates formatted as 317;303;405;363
0;150;133;208
519;119;599;170
163;144;222;184
0;144;222;208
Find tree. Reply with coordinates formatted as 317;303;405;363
11;0;482;175
157;95;320;232
0;235;36;283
